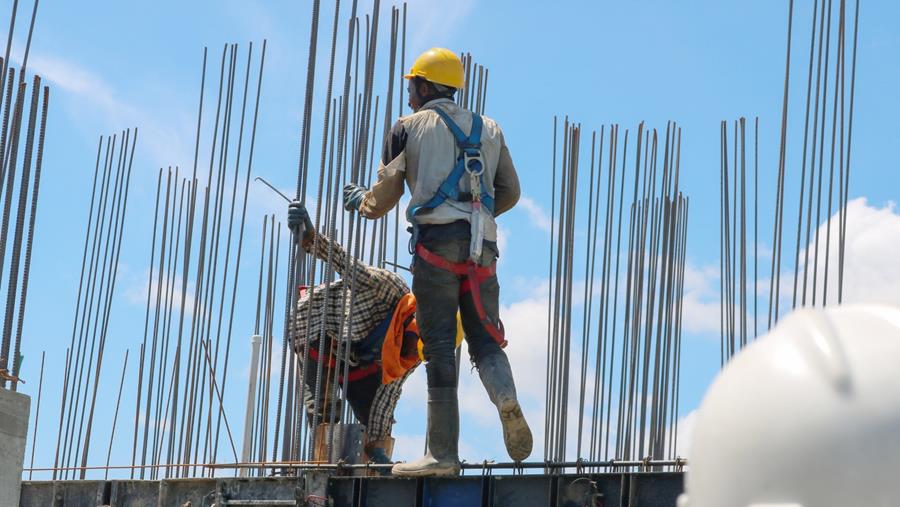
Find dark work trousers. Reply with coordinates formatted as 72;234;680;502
413;222;507;388
301;337;382;427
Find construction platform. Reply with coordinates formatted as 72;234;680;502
19;471;683;506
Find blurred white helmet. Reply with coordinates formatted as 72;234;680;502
679;304;900;507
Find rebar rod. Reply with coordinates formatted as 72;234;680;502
791;0;821;309
768;0;795;328
104;349;130;480
838;0;859;303
27;349;44;480
809;0;835;306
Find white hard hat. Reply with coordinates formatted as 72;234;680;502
679;304;900;507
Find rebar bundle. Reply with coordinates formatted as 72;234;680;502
719;118;757;364
116;40;268;480
53;130;137;480
545;120;689;466
0;0;49;391
722;0;861;360
245;214;282;478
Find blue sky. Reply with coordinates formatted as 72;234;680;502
10;0;900;477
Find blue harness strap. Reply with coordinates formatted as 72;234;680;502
406;107;494;222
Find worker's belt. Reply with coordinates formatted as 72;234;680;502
307;346;380;383
415;243;507;348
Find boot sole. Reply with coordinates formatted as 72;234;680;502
499;399;533;461
391;463;460;477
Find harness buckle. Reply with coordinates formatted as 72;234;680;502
463;149;484;177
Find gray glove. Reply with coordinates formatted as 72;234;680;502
343;183;367;212
287;200;314;242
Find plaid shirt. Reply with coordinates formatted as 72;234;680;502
293;231;414;441
292;231;409;349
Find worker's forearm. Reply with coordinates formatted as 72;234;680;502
305;229;382;291
359;154;406;219
303;231;350;273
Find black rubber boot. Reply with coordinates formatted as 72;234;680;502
364;438;394;476
391;388;461;477
477;352;533;461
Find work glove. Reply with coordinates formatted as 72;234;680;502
287;200;314;243
343;183;367;212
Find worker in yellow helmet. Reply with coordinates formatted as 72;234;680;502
342;48;531;477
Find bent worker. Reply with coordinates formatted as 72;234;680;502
343;47;532;477
287;201;426;467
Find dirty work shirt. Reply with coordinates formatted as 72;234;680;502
358;98;521;241
292;232;408;348
292;231;411;440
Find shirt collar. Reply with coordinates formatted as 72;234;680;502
420;97;455;111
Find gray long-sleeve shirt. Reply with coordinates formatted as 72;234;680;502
358;98;520;241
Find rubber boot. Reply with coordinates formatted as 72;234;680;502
364;437;394;476
391;388;461;477
477;352;533;461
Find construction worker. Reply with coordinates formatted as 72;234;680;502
286;201;425;468
679;305;900;507
343;47;532;477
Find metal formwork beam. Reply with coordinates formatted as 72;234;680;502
328;472;684;507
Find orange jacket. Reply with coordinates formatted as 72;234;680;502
380;294;421;384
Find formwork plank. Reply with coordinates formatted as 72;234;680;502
328;477;359;507
216;476;298;504
627;472;683;507
48;480;106;507
557;474;624;507
18;481;56;507
491;475;554;507
360;477;419;507
423;476;485;507
110;480;160;506
157;478;218;506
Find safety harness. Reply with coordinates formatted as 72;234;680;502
406;107;494;258
407;106;506;348
415;243;507;347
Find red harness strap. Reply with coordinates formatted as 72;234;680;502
307;346;380;383
415;243;507;348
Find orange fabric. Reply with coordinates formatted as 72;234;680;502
381;293;421;384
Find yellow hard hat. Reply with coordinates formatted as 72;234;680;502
417;312;464;361
404;48;465;89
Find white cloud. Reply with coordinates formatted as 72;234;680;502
681;262;722;336
124;268;198;317
26;52;194;168
683;197;900;341
801;197;900;306
498;297;550;402
517;195;553;233
674;410;697;458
